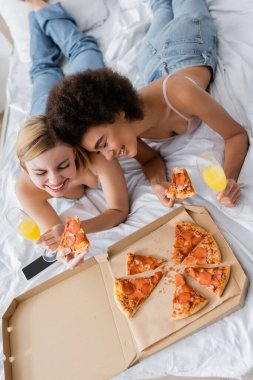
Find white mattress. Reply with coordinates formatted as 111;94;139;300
0;1;253;379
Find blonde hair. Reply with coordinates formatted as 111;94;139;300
16;115;89;171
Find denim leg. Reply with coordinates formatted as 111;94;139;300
172;0;211;18
145;0;173;42
137;0;217;84
29;12;64;115
35;3;104;75
137;0;174;82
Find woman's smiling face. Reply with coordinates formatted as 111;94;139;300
81;113;138;160
25;143;77;197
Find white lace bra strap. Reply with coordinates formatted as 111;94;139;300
162;75;189;121
162;74;200;121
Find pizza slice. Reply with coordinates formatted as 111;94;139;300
182;233;221;266
126;253;167;275
173;221;208;264
171;274;208;320
114;271;164;318
166;167;195;199
184;266;230;297
57;216;90;261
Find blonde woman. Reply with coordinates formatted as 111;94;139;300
15;0;129;263
16;115;129;253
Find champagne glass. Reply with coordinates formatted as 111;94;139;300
196;152;227;192
5;207;57;262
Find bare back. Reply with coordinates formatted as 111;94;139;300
137;66;212;140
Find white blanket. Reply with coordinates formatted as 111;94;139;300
0;1;253;379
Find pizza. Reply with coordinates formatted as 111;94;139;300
114;271;164;318
166;167;195;199
57;216;90;261
184;266;230;297
171;274;208;320
126;253;167;275
173;221;208;264
182;234;221;266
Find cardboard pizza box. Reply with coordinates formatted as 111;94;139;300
2;206;249;380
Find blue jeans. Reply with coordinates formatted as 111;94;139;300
137;0;218;84
29;3;104;115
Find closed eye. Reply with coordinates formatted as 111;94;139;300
35;171;46;176
58;164;70;170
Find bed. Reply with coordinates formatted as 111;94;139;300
0;0;253;379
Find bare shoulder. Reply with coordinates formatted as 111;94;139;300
89;152;122;175
164;73;210;117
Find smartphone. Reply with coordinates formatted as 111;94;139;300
22;256;56;280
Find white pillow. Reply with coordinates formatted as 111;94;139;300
0;0;108;63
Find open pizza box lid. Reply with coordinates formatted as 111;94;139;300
2;206;249;380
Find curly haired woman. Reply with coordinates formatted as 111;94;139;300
46;0;249;208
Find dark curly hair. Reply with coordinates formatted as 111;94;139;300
46;68;144;146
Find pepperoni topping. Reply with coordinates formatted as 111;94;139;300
141;283;152;295
122;281;135;295
178;292;191;303
192;246;207;259
191;236;202;246
143;257;155;265
182;230;193;241
183;255;196;265
198;272;212;285
130;266;141;275
135;278;148;290
66;219;80;234
175;172;186;186
181;245;192;255
175;274;185;287
182;284;191;292
174;236;185;247
74;232;85;245
65;235;76;248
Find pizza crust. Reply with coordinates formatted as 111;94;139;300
214;265;231;297
113;281;137;318
126;253;134;276
171;298;209;320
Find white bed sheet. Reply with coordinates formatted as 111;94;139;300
0;1;253;379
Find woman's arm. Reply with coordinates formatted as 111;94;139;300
82;153;129;232
167;76;249;206
135;138;176;207
15;173;65;249
15;173;63;231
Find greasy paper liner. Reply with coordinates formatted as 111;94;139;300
109;209;241;351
